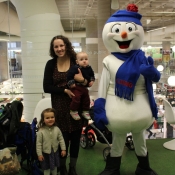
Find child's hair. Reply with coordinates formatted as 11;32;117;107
37;108;57;128
76;51;88;59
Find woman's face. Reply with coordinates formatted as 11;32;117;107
53;39;66;58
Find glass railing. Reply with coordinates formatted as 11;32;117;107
1;94;174;139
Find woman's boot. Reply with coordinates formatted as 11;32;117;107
99;154;121;175
60;157;68;175
68;157;78;175
135;153;158;175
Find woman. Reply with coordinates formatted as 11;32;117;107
43;35;87;175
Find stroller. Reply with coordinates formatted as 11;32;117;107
80;122;135;161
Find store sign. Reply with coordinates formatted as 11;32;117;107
160;48;172;62
160;48;172;54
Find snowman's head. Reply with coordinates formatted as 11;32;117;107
102;4;144;53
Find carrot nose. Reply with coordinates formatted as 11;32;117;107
121;31;127;38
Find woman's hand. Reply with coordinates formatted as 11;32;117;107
64;89;75;98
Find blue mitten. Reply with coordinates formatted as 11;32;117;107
139;56;160;82
93;98;108;130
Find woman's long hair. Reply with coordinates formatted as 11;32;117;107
49;35;76;63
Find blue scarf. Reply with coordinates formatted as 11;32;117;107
111;50;158;118
112;50;147;101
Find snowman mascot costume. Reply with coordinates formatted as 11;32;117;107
94;4;160;175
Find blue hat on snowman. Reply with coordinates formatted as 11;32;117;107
106;4;142;26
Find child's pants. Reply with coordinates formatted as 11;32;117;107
70;85;90;111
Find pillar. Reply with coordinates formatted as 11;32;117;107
11;0;64;122
97;0;111;83
85;19;98;98
81;38;86;52
162;41;171;75
0;42;8;82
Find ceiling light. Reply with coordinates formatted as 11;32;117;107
157;65;164;72
26;41;32;43
172;46;175;52
152;84;156;90
152;12;175;13
0;39;9;41
147;27;166;32
146;19;151;24
167;76;175;86
163;36;173;40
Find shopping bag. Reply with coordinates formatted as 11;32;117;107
0;146;21;175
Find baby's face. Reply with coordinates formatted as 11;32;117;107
76;53;89;67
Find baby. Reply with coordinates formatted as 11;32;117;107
67;52;95;120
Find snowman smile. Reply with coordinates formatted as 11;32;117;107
116;40;132;49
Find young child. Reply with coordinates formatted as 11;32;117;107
67;51;95;120
36;108;66;175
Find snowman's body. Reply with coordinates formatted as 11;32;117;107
99;54;154;156
101;55;153;134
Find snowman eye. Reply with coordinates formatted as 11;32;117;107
111;24;121;33
126;23;137;32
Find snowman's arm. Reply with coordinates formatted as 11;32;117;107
98;65;110;98
139;56;161;82
94;65;110;130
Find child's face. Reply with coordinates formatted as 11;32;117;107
76;53;89;67
44;112;55;127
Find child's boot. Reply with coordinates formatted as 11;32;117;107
82;111;91;120
70;111;81;120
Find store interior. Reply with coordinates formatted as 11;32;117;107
0;1;175;175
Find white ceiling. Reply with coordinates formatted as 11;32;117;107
1;0;175;36
55;0;175;32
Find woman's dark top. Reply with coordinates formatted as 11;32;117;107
43;58;83;132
